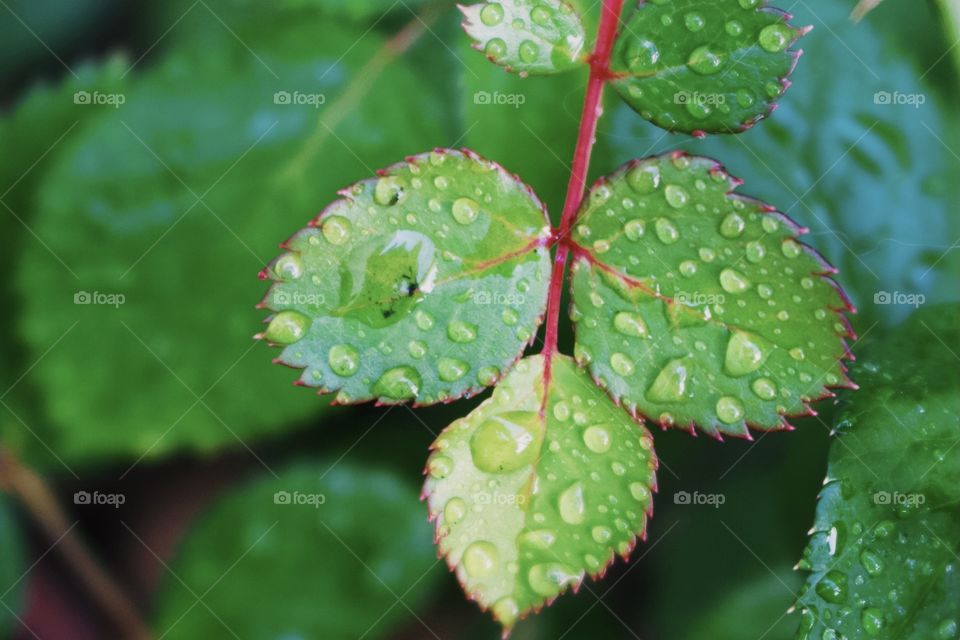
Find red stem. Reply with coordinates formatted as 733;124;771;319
541;0;624;380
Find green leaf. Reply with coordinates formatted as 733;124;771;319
568;153;852;437
461;0;589;75
13;17;445;466
153;459;441;639
610;0;806;134
423;354;657;630
793;304;960;640
261;149;550;406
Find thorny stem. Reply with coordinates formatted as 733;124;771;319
541;0;624;384
0;448;151;639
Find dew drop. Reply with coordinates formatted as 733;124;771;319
463;541;499;577
492;597;519;627
679;260;698;277
408;340;427;359
725;20;743;36
647;358;690;402
725;331;766;376
759;23;793;53
610;352;636;376
321;215;351;244
655;218;680;244
782;238;802;258
470;411;542;473
444;497;467;524
745;241;766;263
716;396;745;424
752;377;777;400
452;197;479;224
720;268;750;293
684;12;705;31
592;525;612;543
627;163;661;193
448;320;478;343
264;310;311;345
687;46;724;74
518;40;540;63
815;570;848;604
415;309;435;330
374;177;405;206
438;357;469;382
583;425;612;453
613;311;648;338
480;2;504;26
624;219;646;240
274;253;303;279
860;548;884;576
428;454;453;478
374;366;421;400
558;483;587;524
528;563;578;596
328;343;359;376
664;184;690;208
485;37;507;58
720;212;745;238
624;38;660;73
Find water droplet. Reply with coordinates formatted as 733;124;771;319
374;176;406;206
699;247;716;262
328;343;359;376
429;454;453;478
664;184;689;208
720;268;750;293
408;340;427;359
583;425;612;453
752;377;777;400
438;357;469;382
444;497;467;524
815;570;847;604
759;23;793;53
610;352;636;376
470;411;542;473
687;45;724;74
558;483;587;524
613;311;648;338
531;5;553;26
861;607;884;636
477;366;499;386
724;331;766;376
415;309;435;330
448;320;478;343
627;163;660;193
480;2;504;26
720;212;745;238
716;396;744;424
485;37;507;59
738;0;760;7
492;597;519;627
725;20;743;36
684;12;705;31
647;358;690;402
655;218;680;244
527;563;578;596
757;283;774;299
782;238;802;258
744;240;766;263
592;525;612;543
624;38;660;73
463;541;499;577
624;219;646;240
938;619;958;639
789;347;806;361
736;88;755;108
374;366;422;400
593;239;610;254
679;260;698;277
452;197;479;224
321;215;351;244
860;548;884;576
519;40;540;63
264;310;311;345
274;253;303;279
553;401;571;421
501;308;519;326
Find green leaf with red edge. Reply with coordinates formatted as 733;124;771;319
610;0;807;134
423;354;657;631
460;0;589;76
259;149;551;406
568;152;853;438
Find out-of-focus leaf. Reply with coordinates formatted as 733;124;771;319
610;0;806;134
793;304;960;639
153;459;441;639
0;495;25;634
12;18;445;467
424;354;657;632
460;0;588;75
603;0;960;323
570;153;853;437
260;149;550;406
686;570;799;640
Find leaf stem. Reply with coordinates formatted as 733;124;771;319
541;0;624;379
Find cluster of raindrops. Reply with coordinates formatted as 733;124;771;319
613;0;800;129
426;359;655;622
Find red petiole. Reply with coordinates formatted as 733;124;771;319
541;0;624;383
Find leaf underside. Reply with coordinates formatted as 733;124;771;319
424;354;657;631
261;149;551;406
610;0;806;134
569;152;853;437
461;0;588;75
794;305;960;640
